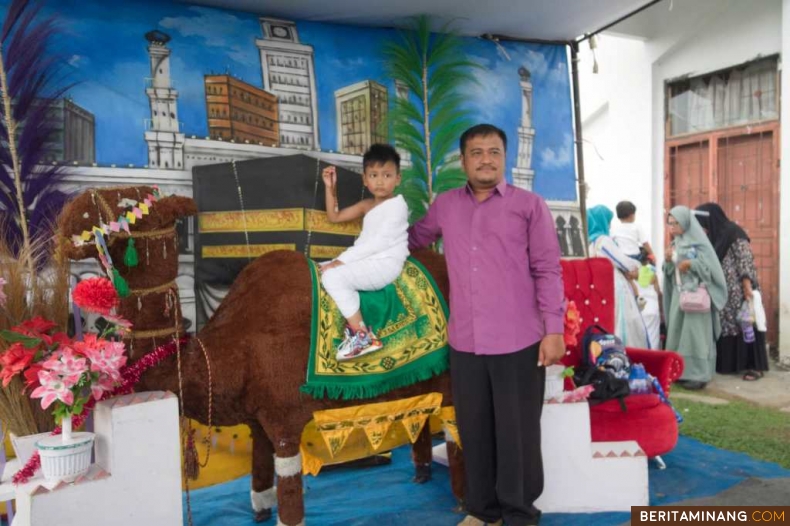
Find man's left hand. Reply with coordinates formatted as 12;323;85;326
539;334;566;367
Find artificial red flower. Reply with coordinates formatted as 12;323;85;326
48;332;72;347
72;277;119;316
23;363;44;392
0;343;37;387
14;316;57;336
563;301;581;348
71;333;103;357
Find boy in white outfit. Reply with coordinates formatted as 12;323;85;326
611;201;654;263
320;144;410;361
612;200;655;309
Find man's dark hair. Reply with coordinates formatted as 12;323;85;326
460;124;507;153
363;143;400;172
616;201;637;220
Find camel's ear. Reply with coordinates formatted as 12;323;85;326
153;196;198;227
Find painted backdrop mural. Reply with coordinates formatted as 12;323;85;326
2;0;577;196
0;0;586;329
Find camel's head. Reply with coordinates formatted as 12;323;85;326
57;186;198;262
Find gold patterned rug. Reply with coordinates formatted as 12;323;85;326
301;256;449;400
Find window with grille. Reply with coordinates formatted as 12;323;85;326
667;56;778;137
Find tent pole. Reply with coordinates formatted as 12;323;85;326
569;41;589;253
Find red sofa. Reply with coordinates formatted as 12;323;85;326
560;258;684;459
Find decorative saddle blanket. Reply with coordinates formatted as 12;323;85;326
301;256;449;400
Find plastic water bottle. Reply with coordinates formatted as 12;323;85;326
739;301;756;343
628;364;650;394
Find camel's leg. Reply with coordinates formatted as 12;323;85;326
250;422;276;523
273;437;305;526
446;439;467;513
411;422;433;484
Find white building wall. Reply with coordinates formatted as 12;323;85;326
579;0;788;360
780;0;790;361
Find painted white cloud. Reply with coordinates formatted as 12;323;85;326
159;6;256;66
68;55;87;68
540;133;573;170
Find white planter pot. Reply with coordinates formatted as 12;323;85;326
544;364;566;401
35;432;95;483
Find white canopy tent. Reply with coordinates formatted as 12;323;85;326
188;0;659;42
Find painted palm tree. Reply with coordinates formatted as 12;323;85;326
0;0;70;268
383;16;481;223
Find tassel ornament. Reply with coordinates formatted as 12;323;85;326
111;268;130;297
124;238;139;267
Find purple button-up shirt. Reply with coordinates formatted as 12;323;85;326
408;181;565;355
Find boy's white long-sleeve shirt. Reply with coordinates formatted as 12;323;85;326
336;195;410;264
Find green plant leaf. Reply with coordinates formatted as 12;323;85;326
390;97;424;126
383;14;480;209
431;118;475;166
434;167;468;195
0;330;42;348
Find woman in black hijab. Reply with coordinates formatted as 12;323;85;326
695;203;769;380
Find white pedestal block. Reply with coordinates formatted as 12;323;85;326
433;401;648;513
12;391;182;526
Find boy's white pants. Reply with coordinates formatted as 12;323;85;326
321;258;404;318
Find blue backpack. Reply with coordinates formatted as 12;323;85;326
575;325;631;410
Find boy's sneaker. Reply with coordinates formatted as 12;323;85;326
336;328;383;361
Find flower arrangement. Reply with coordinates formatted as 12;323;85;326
0;278;129;425
0;236;72;436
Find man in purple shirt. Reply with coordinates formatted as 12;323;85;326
409;124;566;526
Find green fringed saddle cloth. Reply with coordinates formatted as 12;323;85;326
301;256;449;400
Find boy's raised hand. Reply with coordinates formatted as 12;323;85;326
322;166;337;189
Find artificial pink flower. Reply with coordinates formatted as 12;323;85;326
83;340;127;382
30;370;75;409
102;314;133;332
41;348;88;379
0;343;36;387
559;384;595;403
90;373;117;401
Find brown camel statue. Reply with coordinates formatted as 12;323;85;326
57;186;465;525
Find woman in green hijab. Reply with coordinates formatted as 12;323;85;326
663;206;728;389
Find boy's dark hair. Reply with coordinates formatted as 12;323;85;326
616;201;637;220
363;144;400;172
460;124;507;153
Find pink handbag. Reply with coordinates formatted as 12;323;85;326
676;269;711;313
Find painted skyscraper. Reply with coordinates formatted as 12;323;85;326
335;80;388;155
256;18;319;150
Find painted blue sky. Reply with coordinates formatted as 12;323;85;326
2;0;577;200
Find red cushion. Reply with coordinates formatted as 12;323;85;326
590;393;660;413
591;399;679;457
